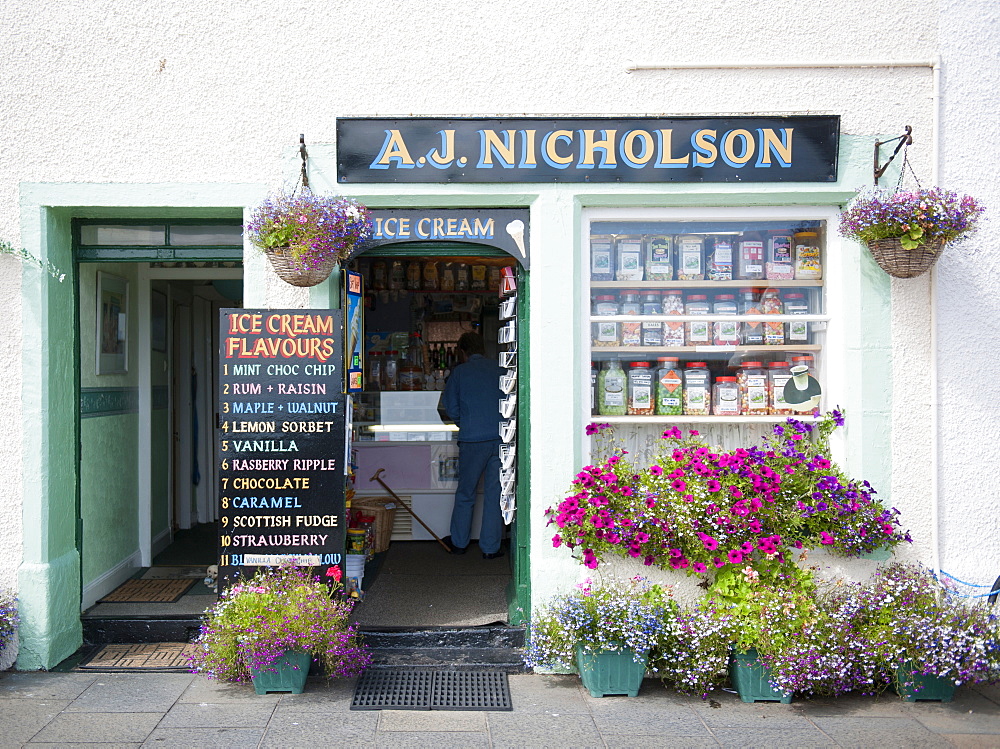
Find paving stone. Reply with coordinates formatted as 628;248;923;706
64;674;194;713
906;691;1000;735
589;705;711;736
139;728;265;748
259;711;378;747
810;716;953;748
372;730;491;748
789;691;916;718
693;695;818;730
938;734;1000;748
486;712;604;748
712;727;838;748
29;712;162;744
603;737;721;748
159;702;276;728
504;673;591;714
272;677;357;710
377;709;487;731
177;677;280;704
30;744;140;748
0;698;70;745
0;672;98;700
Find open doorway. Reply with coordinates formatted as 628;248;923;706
346;250;518;628
78;260;241;618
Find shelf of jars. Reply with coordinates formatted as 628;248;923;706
591;345;821;355
589;414;820;424
591;280;824;289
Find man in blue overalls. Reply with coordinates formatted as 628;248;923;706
440;332;505;559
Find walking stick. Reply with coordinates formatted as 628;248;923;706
370;468;453;553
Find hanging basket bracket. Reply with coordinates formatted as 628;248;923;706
874;126;913;185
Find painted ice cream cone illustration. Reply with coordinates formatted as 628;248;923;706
505;220;526;258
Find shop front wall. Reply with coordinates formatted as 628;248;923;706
8;1;1000;666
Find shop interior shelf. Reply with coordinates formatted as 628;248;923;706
590;414;819;424
590;280;823;289
591;344;821;354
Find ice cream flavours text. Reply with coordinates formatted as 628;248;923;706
371;127;795;171
224;313;339;363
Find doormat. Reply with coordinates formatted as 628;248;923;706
99;578;196;603
77;642;198;672
351;670;512;711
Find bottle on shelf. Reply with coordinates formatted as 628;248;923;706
766;231;795;280
422;261;439;290
783;292;810;344
615;235;644;281
793;231;823;280
761;289;785;345
737;231;765;280
738;361;769;415
768;361;794;415
627;361;655;415
640;290;663;347
676;235;705;281
712;376;741;416
684;294;711;347
406;260;422;290
708;237;734;281
712;294;739;346
645;235;673;281
683;361;711;415
655;357;683;416
598;359;627;416
662;290;685;346
440;262;456;290
382;351;399;391
619;290;642;347
368;351;382;392
739;288;764;345
455;263;470;291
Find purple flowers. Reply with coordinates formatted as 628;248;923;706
246;188;373;269
840;187;984;248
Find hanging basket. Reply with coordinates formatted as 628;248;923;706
866;237;946;279
265;248;338;287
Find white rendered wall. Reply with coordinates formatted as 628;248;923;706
3;0;995;612
935;1;1000;586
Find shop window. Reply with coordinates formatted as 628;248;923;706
588;217;827;424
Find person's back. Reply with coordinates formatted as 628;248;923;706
442;353;503;442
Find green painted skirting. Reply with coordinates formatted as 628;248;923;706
80;387;138;417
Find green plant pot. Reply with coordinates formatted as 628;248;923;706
894;663;956;703
575;645;647;698
250;650;312;695
729;649;792;704
859;546;893;561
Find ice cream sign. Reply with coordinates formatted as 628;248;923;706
336;116;839;184
361;209;530;268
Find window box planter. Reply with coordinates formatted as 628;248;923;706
729;649;792;704
251;650;312;695
575;645;648;698
894;663;957;703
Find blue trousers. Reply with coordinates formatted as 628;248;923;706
450;439;503;554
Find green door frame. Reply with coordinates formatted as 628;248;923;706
353;242;530;624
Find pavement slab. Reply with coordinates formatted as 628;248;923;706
27;712;162;744
0;698;71;746
377;709;487;731
158;701;277;728
258;711;379;747
810;715;953;748
486;711;605;748
63;673;194;714
139;728;265;748
0;672;98;701
372;730;492;748
712;727;839;748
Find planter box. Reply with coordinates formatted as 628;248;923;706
729;649;792;704
894;664;957;703
575;645;647;698
251;650;312;695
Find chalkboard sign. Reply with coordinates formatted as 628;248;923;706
217;309;347;588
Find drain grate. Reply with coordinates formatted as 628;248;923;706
351;669;512;711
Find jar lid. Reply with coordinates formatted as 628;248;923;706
784;292;804;299
792;355;814;362
629;361;651;368
664;289;683;295
656;356;679;363
717;376;737;382
595;295;616;301
687;294;707;301
686;361;708;368
794;231;818;237
641;289;661;296
741;361;764;367
714;294;735;300
738;287;757;293
769;361;790;368
619;290;640;296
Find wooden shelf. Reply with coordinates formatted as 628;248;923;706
589;414;819;424
591;345;820;354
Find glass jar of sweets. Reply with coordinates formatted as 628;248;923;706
712;294;739;346
738;361;769;415
655;357;683;415
598;359;627;416
684;294;711;346
592;295;620;347
712;376;740;416
619;290;642;347
768;361;793;415
627;361;655;415
662;290;685;346
683;361;711;415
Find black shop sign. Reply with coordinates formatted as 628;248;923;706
336;116;839;184
217;309;347;588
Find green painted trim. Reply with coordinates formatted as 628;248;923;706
357;242;508;258
152;385;168;411
75;248;243;261
507;266;530;625
79;387;139;417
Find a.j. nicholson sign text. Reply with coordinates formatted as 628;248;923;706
336;116;839;184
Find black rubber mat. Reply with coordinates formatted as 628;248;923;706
351;669;512;711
